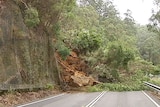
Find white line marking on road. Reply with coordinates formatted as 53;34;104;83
17;93;66;107
142;91;160;107
86;91;106;107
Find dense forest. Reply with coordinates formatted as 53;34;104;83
58;0;160;91
0;0;160;92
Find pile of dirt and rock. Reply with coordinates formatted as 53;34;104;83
56;51;99;87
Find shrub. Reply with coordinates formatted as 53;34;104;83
87;82;146;92
87;86;103;92
106;41;135;70
152;66;160;75
56;41;70;60
133;59;160;75
94;64;119;82
87;70;149;92
45;83;54;90
73;29;101;54
24;7;40;27
149;78;160;86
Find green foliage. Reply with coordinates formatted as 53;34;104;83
45;83;54;90
60;6;99;31
88;82;146;92
110;69;119;81
153;66;160;75
73;29;101;54
148;10;160;34
88;70;149;92
62;0;76;12
53;22;61;36
87;85;103;92
129;70;150;82
24;7;40;28
95;64;119;82
106;41;135;69
136;26;160;65
131;59;160;75
56;41;70;60
149;78;160;86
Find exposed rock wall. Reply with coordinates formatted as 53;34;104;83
0;0;59;87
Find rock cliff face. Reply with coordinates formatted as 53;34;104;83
0;0;59;87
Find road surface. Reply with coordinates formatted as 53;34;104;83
17;91;160;107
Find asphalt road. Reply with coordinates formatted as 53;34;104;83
17;91;160;107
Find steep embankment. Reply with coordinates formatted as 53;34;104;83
0;0;59;87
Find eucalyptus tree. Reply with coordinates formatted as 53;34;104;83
123;9;137;36
148;0;160;36
146;0;160;64
137;26;160;65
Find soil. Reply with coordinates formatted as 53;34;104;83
56;51;99;87
148;91;160;100
0;90;62;107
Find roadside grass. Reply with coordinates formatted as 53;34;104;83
149;77;160;86
87;70;150;92
87;82;147;92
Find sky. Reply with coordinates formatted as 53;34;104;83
113;0;154;25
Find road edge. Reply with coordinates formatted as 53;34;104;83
142;91;160;107
17;93;66;107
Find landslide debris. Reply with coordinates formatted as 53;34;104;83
56;51;99;87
